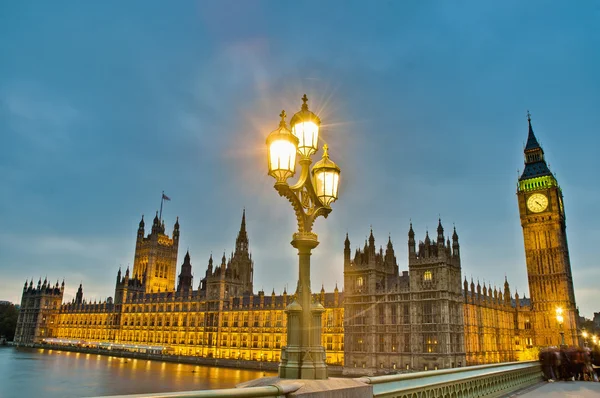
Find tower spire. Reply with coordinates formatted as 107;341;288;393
519;111;553;181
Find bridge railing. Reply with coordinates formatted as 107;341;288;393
90;361;542;398
356;360;542;398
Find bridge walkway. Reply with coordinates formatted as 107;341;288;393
514;381;600;397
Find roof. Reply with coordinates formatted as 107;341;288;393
520;161;552;180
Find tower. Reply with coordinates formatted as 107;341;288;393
408;220;464;370
132;212;180;293
516;113;578;347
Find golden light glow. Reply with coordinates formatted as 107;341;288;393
268;140;297;182
291;121;319;158
312;145;341;206
266;111;298;183
290;94;321;158
583;331;588;338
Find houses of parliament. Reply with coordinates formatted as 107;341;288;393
15;116;579;375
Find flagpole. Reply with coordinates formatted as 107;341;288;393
159;191;164;222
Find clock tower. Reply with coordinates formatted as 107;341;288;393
517;113;578;347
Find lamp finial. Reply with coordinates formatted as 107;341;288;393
301;94;309;110
279;110;287;126
322;143;329;157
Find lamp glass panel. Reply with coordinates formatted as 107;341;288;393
292;121;319;156
269;139;296;181
314;169;340;206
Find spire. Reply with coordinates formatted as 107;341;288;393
139;215;145;229
387;234;393;249
437;218;444;245
368;227;375;248
344;233;350;248
408;222;415;239
524;111;541;151
241;208;246;233
519;111;553;181
177;249;193;294
235;209;249;253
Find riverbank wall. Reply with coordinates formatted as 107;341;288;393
16;343;344;376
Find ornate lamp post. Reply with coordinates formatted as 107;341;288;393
266;95;341;380
556;307;565;347
582;331;589;348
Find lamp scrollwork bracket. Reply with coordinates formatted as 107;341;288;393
274;160;331;234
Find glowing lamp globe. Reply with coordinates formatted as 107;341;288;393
311;144;341;206
290;94;321;158
266;111;299;183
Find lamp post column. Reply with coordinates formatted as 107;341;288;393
292;233;320;379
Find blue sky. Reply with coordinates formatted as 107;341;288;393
1;1;599;318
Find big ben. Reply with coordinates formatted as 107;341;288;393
517;113;578;347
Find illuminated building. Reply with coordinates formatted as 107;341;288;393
14;115;577;374
14;210;345;365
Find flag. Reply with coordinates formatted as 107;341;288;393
162;193;171;201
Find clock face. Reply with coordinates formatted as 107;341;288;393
527;193;549;213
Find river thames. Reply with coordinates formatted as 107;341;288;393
0;347;276;398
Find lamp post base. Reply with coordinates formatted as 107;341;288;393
279;345;328;380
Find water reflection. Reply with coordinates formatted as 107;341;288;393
0;347;275;398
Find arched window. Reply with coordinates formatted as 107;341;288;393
424;271;432;281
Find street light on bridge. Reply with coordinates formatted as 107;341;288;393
266;94;341;380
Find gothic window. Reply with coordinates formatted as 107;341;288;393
356;276;364;291
424;270;432;281
356;336;364;352
423;302;433;323
327;312;333;328
524;319;531;329
424;334;438;353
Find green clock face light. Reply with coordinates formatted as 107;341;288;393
527;193;548;213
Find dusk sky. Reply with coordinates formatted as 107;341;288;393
1;1;598;318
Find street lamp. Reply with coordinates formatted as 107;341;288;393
266;94;341;380
556;307;565;347
583;331;589;348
